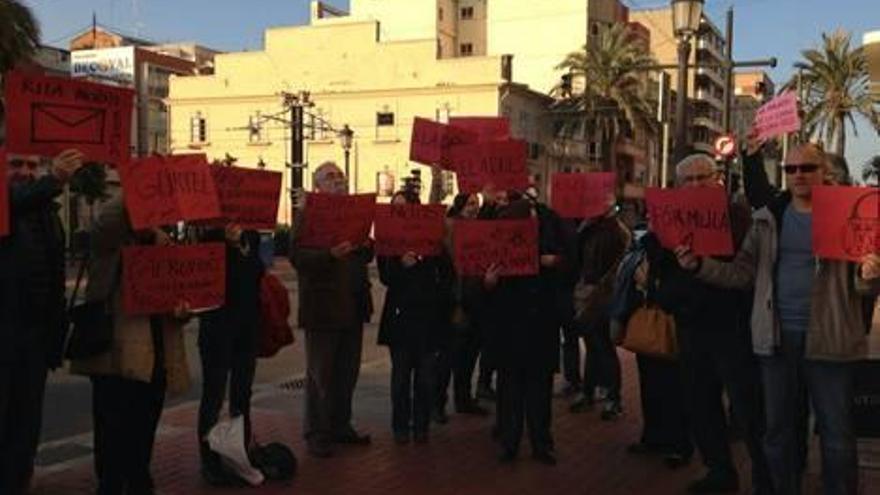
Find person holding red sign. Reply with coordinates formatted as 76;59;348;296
376;190;452;444
676;144;880;495
482;198;565;466
69;195;193;495
195;225;265;485
290;162;375;458
639;154;769;494
0;149;84;495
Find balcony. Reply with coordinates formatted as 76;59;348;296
692;115;723;133
695;88;724;110
696;66;725;88
697;38;724;62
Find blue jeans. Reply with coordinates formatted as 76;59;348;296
760;332;858;495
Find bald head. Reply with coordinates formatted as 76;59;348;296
784;143;827;200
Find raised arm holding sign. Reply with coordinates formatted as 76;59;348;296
122;243;226;316
450;140;530;194
296;193;377;249
119;154;221;230
813;186;879;262
4;70;134;166
210;166;282;230
374;204;447;256
551;172;616;219
409;118;478;169
453;218;539;276
645;187;734;257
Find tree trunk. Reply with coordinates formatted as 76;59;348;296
835;115;845;156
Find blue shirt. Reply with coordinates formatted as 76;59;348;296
775;205;814;333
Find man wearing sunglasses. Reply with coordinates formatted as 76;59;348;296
0;148;84;495
675;143;880;495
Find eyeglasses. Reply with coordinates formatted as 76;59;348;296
783;164;820;175
9;161;38;171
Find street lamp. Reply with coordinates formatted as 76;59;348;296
671;0;704;163
339;124;354;184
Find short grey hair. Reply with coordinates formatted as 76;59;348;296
312;160;342;185
675;154;715;184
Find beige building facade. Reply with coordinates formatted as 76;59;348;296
866;30;880;103
167;12;552;224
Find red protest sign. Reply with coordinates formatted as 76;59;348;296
645;187;734;256
122;243;226;316
551;172;616;219
813;186;879;262
450;139;530;194
3;70;133;166
449;117;510;142
0;149;8;238
453;219;539;276
210;166;282;230
754;91;801;141
296;193;377;248
374;204;447;256
409;117;477;169
119;154;221;230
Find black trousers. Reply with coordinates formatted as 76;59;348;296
436;321;482;410
197;318;258;463
635;354;692;457
91;372;166;495
680;327;771;489
561;321;582;387
497;367;553;454
390;346;436;434
304;328;363;442
582;320;621;401
0;343;48;495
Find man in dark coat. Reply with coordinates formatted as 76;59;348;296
290;162;374;458
0;149;83;495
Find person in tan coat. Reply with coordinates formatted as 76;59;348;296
70;195;191;495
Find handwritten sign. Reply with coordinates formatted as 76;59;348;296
645;187;734;256
551;173;616;219
119;154;221;230
453;219;539;276
374;204;447;256
0;149;8;237
449;117;510;142
754;91;801;141
296;193;377;249
409;117;477;169
210;166;282;230
122;243;226;316
3;70;134;166
449;140;530;194
813;186;879;261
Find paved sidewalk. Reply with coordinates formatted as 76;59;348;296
31;348;879;495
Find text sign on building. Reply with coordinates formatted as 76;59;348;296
71;47;136;85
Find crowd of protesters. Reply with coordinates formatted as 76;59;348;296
1;130;879;495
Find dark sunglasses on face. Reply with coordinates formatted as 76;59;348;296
9;161;39;171
783;163;820;175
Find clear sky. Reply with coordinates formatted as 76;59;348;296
22;0;879;177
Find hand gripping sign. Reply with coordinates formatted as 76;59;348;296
3;70;134;166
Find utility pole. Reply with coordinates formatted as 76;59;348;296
722;7;735;191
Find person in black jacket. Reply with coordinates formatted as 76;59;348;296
378;191;450;444
197;224;265;484
484;199;563;466
650;154;770;494
0;149;83;495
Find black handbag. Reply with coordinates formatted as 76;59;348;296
64;256;115;360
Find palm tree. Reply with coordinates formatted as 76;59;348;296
788;30;879;156
0;0;40;74
553;23;657;172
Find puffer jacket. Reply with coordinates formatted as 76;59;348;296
698;192;879;361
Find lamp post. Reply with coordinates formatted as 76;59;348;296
671;0;704;163
339;124;354;188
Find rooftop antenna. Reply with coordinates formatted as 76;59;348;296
91;11;97;48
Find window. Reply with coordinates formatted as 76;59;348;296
460;43;474;57
438;7;443;21
460;6;474;19
248;112;263;143
376;112;395;126
591;23;600;36
190;112;207;143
